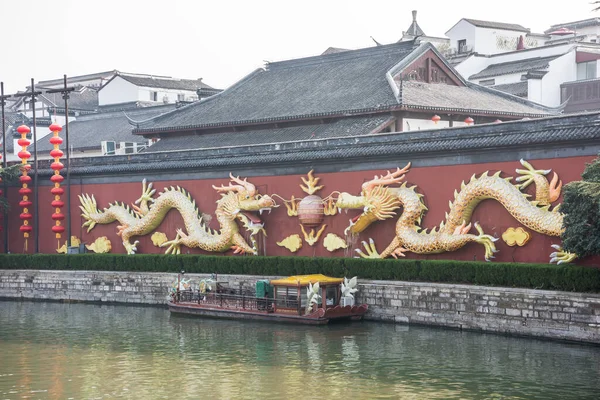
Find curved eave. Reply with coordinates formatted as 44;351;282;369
133;106;552;136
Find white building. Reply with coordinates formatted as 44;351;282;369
445;18;546;57
4;71;221;161
442;16;600;111
98;73;221;107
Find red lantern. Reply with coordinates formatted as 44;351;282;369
17;125;32;251
48;123;65;247
464;117;474;125
431;115;441;124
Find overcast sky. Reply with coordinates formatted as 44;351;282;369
0;0;596;93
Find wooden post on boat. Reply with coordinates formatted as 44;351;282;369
297;281;301;315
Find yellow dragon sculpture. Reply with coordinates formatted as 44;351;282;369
79;174;275;255
335;160;577;264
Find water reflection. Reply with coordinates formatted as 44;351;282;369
1;301;599;399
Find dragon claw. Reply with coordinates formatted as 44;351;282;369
473;223;498;262
356;238;398;259
549;245;577;265
161;232;185;255
123;240;140;255
231;245;247;255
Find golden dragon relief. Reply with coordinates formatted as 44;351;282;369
335;160;577;264
79;174;275;255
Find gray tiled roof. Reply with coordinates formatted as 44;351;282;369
134;42;554;135
469;55;562;79
35;104;177;153
463;19;529;32
400;81;545;116
117;74;216;91
489;82;528;97
41;87;99;112
135;42;416;133
41;111;600;176
143;115;393;152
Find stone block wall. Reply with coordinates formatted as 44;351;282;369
1;270;599;343
356;280;600;343
0;270;276;305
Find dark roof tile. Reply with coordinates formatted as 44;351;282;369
134;42;555;135
401;81;544;116
135;42;416;132
469;55;562;79
35;104;177;153
143;115;393;153
489;82;528;97
117;74;216;91
463;18;529;32
43;112;600;176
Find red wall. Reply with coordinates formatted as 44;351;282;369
3;155;598;266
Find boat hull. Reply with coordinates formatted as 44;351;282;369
168;302;368;325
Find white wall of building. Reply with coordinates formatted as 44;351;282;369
402;118;469;131
542;51;577;106
447;20;529;56
455;55;491;80
527;79;544;104
447;20;477;54
98;77;139;106
98;76;199;106
137;87;198;104
474;28;522;55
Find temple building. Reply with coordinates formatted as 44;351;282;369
133;41;557;152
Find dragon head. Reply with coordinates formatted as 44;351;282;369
213;173;276;233
335;164;409;234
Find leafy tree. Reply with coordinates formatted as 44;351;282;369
561;156;600;258
0;164;24;213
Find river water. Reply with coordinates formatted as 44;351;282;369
1;301;599;399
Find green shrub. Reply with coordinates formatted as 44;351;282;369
1;253;599;293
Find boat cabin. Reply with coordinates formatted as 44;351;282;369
268;274;344;315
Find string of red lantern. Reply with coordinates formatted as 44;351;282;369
0;141;3;232
49;123;65;248
16;125;32;251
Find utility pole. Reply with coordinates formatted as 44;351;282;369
12;82;42;253
0;82;9;253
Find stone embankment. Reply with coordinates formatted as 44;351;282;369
1;270;599;343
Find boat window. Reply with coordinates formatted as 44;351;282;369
275;286;299;309
300;287;307;307
326;286;337;306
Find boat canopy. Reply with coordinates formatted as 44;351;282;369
270;274;344;286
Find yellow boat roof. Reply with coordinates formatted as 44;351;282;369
270;274;343;286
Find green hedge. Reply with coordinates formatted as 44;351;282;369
1;254;599;293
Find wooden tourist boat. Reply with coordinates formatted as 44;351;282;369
168;274;368;325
